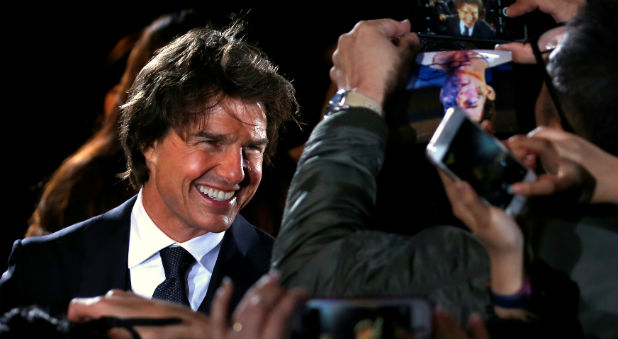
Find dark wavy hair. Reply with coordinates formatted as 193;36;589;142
547;0;617;155
119;21;299;188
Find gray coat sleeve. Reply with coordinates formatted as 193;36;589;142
271;108;491;323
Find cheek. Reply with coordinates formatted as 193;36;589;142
183;152;213;179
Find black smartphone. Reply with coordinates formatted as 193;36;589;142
426;106;536;216
408;0;528;49
290;297;433;339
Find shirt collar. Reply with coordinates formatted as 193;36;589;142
128;189;226;269
459;20;473;35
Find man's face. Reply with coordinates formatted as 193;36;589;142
448;72;491;121
438;51;495;122
458;3;479;28
142;97;267;241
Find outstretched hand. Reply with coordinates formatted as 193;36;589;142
67;271;308;339
503;0;584;23
437;170;525;297
210;272;308;339
67;290;212;338
330;18;420;108
507;127;617;204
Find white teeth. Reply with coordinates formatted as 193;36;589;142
197;185;235;201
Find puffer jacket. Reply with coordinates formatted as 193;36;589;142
272;107;491;325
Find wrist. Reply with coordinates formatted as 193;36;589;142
489;249;524;295
489;276;532;310
326;88;384;117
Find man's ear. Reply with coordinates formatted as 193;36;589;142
142;141;158;167
486;85;496;101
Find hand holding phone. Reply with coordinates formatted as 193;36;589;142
426;106;536;216
409;0;528;49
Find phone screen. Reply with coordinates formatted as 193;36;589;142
408;0;528;45
290;298;432;339
442;117;529;209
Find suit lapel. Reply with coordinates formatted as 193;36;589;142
76;197;136;297
198;215;269;315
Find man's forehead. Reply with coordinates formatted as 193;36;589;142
197;99;265;127
460;4;479;12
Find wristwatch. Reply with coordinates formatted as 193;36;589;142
325;89;383;117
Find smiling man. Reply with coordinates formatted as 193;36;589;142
0;22;297;317
445;0;496;39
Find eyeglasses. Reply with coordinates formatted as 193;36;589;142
530;25;574;133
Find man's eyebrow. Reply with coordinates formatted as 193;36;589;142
246;137;269;147
193;131;268;146
194;131;231;142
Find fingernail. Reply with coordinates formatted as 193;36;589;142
268;269;280;282
507;184;514;194
223;276;233;286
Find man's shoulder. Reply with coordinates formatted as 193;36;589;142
475;20;496;35
228;214;274;264
231;214;274;246
19;196;137;250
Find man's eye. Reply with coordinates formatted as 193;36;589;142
244;145;266;155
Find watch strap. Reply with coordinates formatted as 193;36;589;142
326;89;383;116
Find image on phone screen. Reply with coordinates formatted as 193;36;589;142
291;298;433;339
408;0;527;44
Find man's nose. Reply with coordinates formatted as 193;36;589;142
216;147;245;184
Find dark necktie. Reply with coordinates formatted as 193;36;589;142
152;246;195;306
464;27;470;36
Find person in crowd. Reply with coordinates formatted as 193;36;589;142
272;18;492;327
0;21;298;319
26;9;210;237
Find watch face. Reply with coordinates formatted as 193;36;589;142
329;89;348;106
325;89;348;117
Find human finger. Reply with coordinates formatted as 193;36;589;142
495;42;536;64
261;288;309;339
504;0;539;18
510;173;558;196
437;170;483;233
210;277;234;338
506;135;559;173
231;272;285;336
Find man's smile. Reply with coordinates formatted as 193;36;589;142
197;184;236;202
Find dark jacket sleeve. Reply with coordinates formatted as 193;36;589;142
271;107;491;324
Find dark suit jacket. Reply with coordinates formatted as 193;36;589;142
444;15;496;39
0;196;273;316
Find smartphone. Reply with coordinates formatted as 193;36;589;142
408;0;528;48
290;297;433;339
426;106;536;216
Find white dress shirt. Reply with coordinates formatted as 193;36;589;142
459;20;474;36
128;189;225;311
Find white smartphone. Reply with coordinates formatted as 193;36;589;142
426;106;536;216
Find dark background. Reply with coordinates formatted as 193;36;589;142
0;1;552;272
